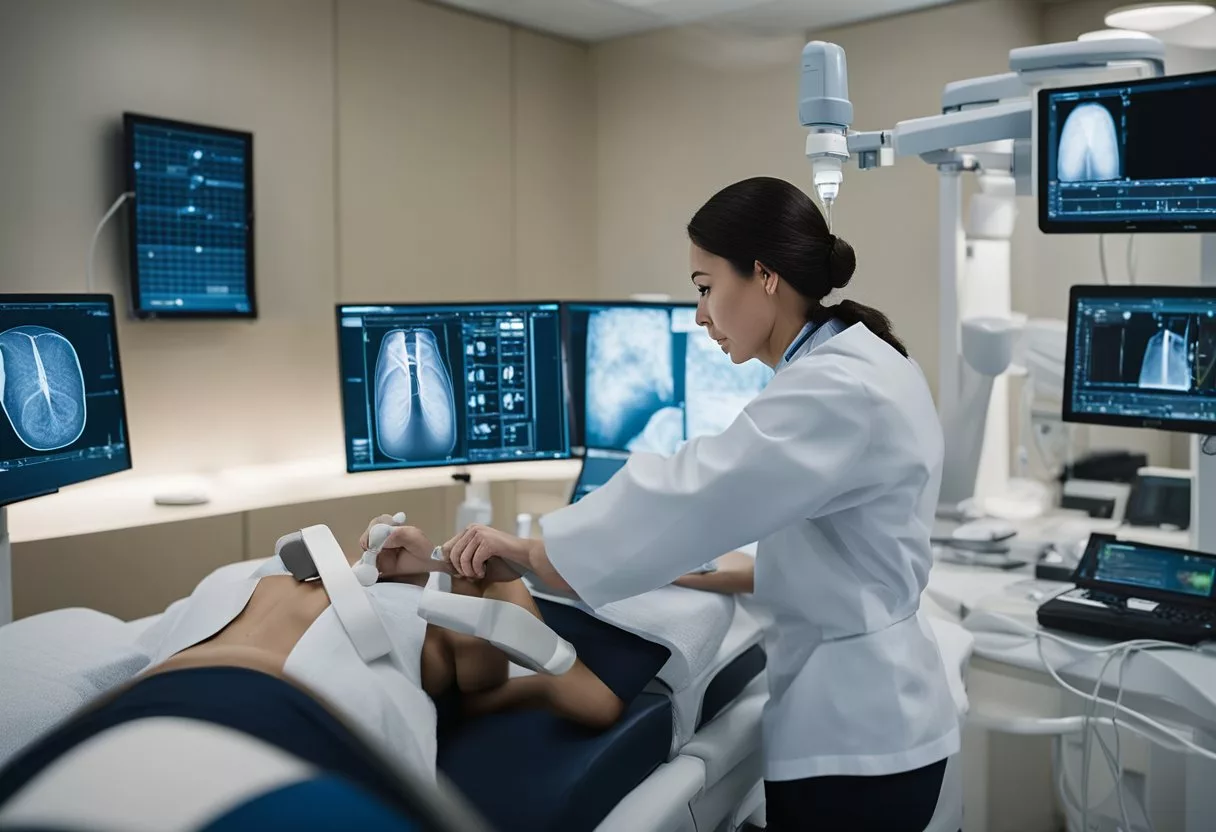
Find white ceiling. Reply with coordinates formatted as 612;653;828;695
431;0;959;42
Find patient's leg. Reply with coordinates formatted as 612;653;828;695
451;580;625;731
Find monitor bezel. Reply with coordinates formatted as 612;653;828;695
1036;68;1216;234
123;112;258;320
334;300;572;474
0;293;134;506
1075;533;1216;608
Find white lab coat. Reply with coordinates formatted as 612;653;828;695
540;321;960;781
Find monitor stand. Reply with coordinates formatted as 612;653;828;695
0;506;11;626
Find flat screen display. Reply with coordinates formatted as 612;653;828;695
0;295;132;506
337;302;570;472
124;113;256;318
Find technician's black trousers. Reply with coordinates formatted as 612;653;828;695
763;758;949;832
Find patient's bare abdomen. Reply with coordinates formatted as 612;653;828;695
1058;103;1120;182
0;325;87;451
374;328;457;460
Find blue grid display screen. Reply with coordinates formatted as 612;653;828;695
124;114;255;317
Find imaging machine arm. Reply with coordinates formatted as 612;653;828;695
798;37;1166;509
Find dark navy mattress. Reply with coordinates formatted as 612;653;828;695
437;599;766;832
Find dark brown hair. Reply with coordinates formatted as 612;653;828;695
687;176;907;357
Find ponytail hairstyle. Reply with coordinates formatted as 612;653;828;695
686;176;908;358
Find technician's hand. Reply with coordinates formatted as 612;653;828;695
443;524;533;582
360;515;451;578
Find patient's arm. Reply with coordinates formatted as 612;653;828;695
673;550;755;594
422;577;624;731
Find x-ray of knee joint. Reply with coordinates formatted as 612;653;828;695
374;328;458;460
585;308;675;451
1058;102;1121;182
1139;326;1192;391
0;325;87;451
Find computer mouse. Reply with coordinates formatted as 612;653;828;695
952;518;1017;543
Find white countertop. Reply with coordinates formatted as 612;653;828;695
6;455;582;544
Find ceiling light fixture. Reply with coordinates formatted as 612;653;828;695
1105;2;1214;32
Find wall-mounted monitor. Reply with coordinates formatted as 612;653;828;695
1063;285;1216;434
1038;69;1216;233
563;301;773;456
336;302;571;473
124;113;256;318
0;295;132;506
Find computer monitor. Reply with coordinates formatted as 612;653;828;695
0;295;132;506
1063;285;1216;434
569;448;630;503
124;113;256;318
1037;69;1216;233
563;302;773;455
336;302;570;472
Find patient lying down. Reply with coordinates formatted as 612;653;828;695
147;516;625;731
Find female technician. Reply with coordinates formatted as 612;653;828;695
444;176;959;831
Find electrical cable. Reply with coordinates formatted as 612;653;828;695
86;191;134;293
1099;234;1111;284
1201;435;1216;456
1126;236;1137;285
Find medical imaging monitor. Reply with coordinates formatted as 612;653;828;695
337;302;570;472
569;448;630;504
563;302;773;455
124;113;256;318
1063;285;1216;435
0;295;132;506
1038;68;1216;233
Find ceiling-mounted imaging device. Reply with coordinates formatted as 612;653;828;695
124;113;256;319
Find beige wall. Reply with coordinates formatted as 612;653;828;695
592;0;1044;390
0;0;593;617
0;0;595;479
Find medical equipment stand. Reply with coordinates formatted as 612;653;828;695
0;506;12;626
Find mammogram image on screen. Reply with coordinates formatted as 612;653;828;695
0;326;87;452
374;327;458;461
685;332;772;440
1057;101;1121;182
585;308;679;454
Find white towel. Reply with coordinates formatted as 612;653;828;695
0;608;151;769
531;582;735;693
660;601;765;751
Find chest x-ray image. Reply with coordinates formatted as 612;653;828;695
585;307;681;455
374;328;458;460
1057;101;1121;182
0;326;87;452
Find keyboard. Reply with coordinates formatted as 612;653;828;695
1038;588;1216;645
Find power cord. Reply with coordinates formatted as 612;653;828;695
1202;435;1216;456
86;191;134;293
1099;234;1110;284
971;613;1216;830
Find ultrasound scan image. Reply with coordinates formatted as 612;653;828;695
1057;102;1121;182
585;308;676;453
1139;320;1192;391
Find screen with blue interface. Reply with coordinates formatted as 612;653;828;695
570;448;630;503
337;303;570;472
564;303;773;455
1064;287;1216;434
1038;69;1216;232
0;295;131;506
1089;539;1216;600
124;114;255;317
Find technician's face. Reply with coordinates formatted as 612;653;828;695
689;243;775;365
